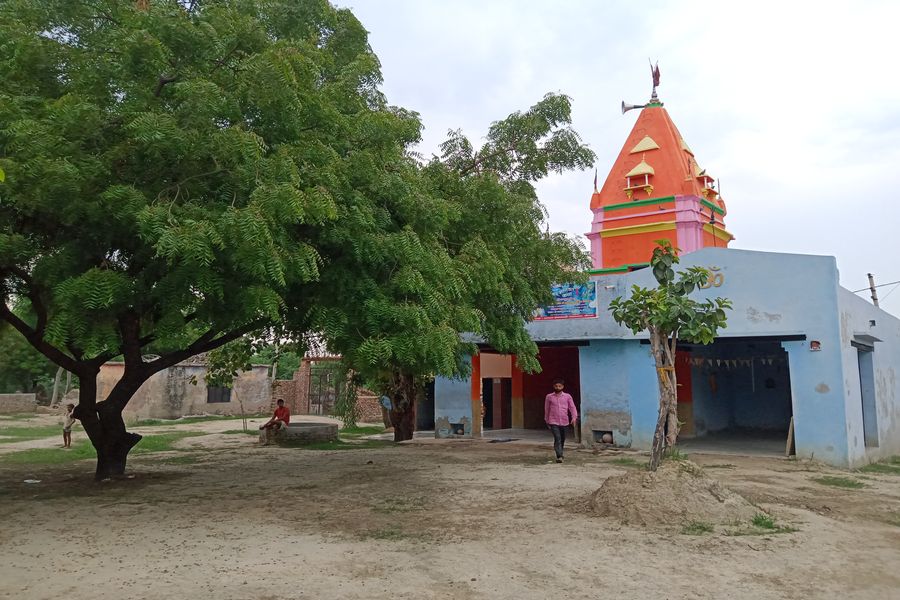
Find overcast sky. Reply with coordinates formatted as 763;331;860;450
335;0;900;316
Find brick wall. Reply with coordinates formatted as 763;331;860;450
357;392;384;424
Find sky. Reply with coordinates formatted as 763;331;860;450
335;0;900;316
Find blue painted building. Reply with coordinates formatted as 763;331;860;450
432;96;900;468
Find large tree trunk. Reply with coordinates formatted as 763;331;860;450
73;371;143;481
388;371;418;442
648;329;678;471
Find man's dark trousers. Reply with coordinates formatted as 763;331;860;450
549;424;567;459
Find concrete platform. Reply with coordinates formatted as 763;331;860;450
678;430;789;457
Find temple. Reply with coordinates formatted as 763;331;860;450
428;69;900;469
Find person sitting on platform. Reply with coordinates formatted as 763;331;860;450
259;399;291;445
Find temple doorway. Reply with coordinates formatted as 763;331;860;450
676;339;794;456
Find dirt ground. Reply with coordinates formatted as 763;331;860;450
1;416;899;600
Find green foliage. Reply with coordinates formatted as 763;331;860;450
858;457;900;475
0;318;58;393
0;431;201;464
610;241;731;345
0;1;596;455
681;521;714;535
0;439;98;465
0;0;414;390
293;439;393;450
131;414;252;427
665;447;690;462
332;367;361;428
606;456;647;469
0;423;62;443
727;515;798;536
250;345;300;380
813;475;866;489
751;513;776;529
317;93;595;390
340;425;384;437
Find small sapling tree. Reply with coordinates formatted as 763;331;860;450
609;241;731;471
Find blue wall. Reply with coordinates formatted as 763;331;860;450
433;247;900;467
577;340;656;446
837;288;900;466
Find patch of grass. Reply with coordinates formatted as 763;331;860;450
222;429;258;436
812;475;866;489
752;513;776;529
704;463;736;469
726;515;798;536
0;440;97;465
664;447;689;462
132;415;261;427
293;439;394;451
887;513;900;528
859;462;900;476
681;521;714;535
371;496;427;514
364;526;412;541
150;454;201;465
0;424;64;443
0;431;204;465
607;456;646;469
0;413;44;420
340;425;386;438
131;432;204;453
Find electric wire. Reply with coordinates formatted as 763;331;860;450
851;280;900;293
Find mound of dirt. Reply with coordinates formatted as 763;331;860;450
591;460;759;528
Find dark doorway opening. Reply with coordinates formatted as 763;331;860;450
417;379;436;431
854;344;879;448
521;346;581;430
482;377;512;430
677;339;793;455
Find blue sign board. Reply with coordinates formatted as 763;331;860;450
534;282;598;320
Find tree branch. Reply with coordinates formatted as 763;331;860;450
154;75;177;97
146;319;269;376
212;44;241;73
458;139;522;177
5;266;49;335
0;301;82;374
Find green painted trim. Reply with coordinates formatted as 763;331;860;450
700;199;725;215
588;262;650;275
603;196;676;212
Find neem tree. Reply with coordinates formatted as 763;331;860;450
609;241;731;471
0;0;418;479
316;94;595;440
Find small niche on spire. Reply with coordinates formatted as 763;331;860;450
630;135;660;154
694;165;718;200
624;155;655;199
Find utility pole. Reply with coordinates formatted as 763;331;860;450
868;273;880;307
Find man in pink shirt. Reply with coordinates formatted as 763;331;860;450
545;378;578;463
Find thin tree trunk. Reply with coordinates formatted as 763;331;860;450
663;334;680;447
648;329;678;471
50;366;63;406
